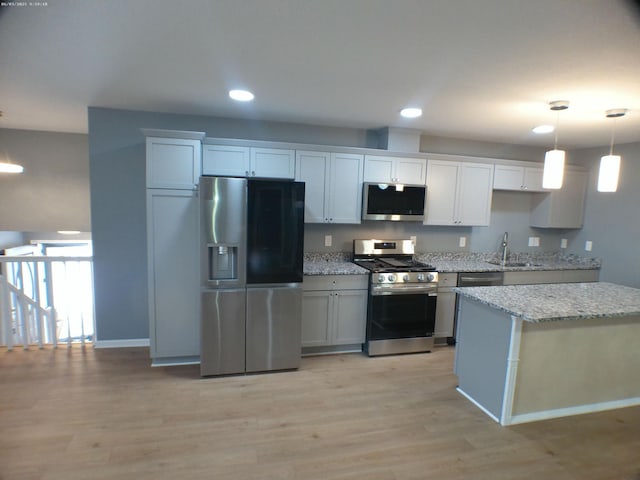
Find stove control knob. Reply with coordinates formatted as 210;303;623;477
377;274;386;283
403;274;410;282
426;273;435;282
387;274;396;283
417;273;425;282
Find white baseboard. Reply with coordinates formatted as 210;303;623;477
93;338;150;349
456;387;501;424
506;397;640;425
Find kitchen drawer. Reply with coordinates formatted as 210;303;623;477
303;275;368;291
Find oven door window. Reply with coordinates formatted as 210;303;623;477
368;293;436;340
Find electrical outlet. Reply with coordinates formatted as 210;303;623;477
585;240;593;251
560;238;568;249
410;235;417;245
459;236;466;247
324;235;332;247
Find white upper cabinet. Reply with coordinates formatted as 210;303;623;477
202;145;250;177
296;151;329;223
295;150;364;224
202;145;295;179
494;164;546;192
530;170;587;228
251;147;295;179
146;137;202;190
328;153;365;223
363;155;426;184
425;159;494;226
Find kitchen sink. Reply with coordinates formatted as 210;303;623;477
486;260;543;267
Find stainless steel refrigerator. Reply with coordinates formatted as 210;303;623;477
199;176;305;376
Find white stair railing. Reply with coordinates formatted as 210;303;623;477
0;256;94;350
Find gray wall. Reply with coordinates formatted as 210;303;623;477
567;142;640;288
0;231;24;250
304;189;566;255
88;107;378;341
0;128;90;232
87;107;586;342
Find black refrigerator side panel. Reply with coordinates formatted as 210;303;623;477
247;180;305;284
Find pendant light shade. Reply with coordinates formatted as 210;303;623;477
0;162;24;173
597;155;621;192
597;109;626;193
542;149;565;189
542;100;569;190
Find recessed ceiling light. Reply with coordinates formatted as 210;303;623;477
229;89;254;102
532;124;555;134
400;107;422;118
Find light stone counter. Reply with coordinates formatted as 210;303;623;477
415;252;601;273
302;251;601;276
303;253;368;276
455;282;640;323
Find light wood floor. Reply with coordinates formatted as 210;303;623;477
1;346;640;480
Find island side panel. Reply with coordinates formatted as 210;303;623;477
511;315;640;422
455;296;514;421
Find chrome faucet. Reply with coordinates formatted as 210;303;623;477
500;232;509;265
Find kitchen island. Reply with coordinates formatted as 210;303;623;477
454;282;640;425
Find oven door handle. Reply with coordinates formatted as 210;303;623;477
371;286;438;296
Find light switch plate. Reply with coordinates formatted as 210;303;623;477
410;235;417;245
324;235;332;247
560;238;568;249
585;240;593;251
459;236;466;247
528;236;540;247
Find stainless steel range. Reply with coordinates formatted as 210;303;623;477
353;239;438;356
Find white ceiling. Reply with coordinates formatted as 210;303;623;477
1;0;639;149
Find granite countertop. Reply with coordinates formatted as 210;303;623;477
455;282;640;323
414;252;601;273
303;251;601;276
303;253;368;276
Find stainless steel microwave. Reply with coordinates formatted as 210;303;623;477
362;182;426;221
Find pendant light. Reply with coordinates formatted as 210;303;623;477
542;100;569;189
0;159;24;173
597;109;627;193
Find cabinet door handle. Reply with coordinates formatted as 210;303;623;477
252;171;256;176
245;170;249;176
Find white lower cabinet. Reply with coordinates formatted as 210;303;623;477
147;189;200;364
302;275;368;348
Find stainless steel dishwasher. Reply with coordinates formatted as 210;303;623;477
449;271;504;343
457;271;504;288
